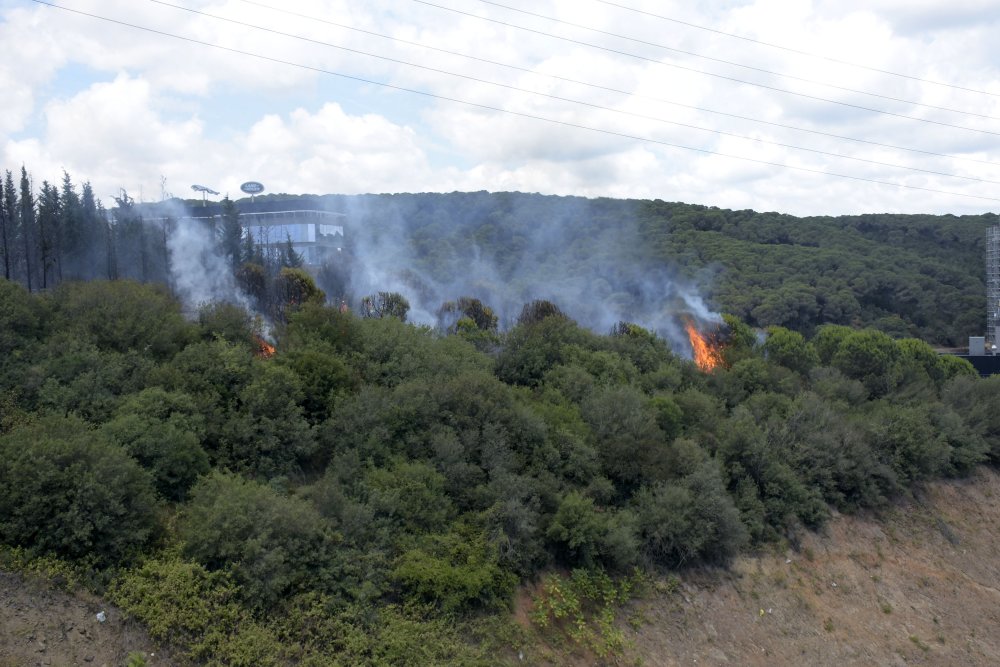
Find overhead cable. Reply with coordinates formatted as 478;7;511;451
29;0;1000;204
468;0;999;121
230;0;1000;168
595;0;1000;99
412;0;1000;138
147;0;1000;186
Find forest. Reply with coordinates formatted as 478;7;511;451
2;167;1000;664
2;170;993;346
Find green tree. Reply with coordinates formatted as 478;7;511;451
812;324;854;365
102;388;210;501
517;299;564;326
392;525;516;613
47;280;193;359
220;362;315;478
280;233;303;268
942;374;1000;464
831;329;901;397
197;301;261;349
0;416;160;564
437;296;498;332
276;267;325;322
863;403;950;484
19;167;36;290
219;196;243;274
36;180;61;288
634;461;746;567
179;472;342;609
545;491;638;569
1;171;17;281
0;179;11;281
763;326;818;374
361;291;410;321
581;385;668;490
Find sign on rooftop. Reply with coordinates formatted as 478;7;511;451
241;181;265;195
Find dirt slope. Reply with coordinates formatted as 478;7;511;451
0;572;170;667
629;468;1000;666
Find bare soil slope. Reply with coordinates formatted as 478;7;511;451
0;572;169;667
630;468;1000;666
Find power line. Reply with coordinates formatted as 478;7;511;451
412;0;1000;138
595;0;1000;99
147;0;1000;186
231;0;1000;169
468;0;999;122
29;1;1000;204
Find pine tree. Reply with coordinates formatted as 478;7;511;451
2;171;17;283
0;177;9;281
59;172;83;279
19;167;35;291
281;233;304;268
219;197;243;274
37;180;61;288
81;182;110;280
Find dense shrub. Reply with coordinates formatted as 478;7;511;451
1;271;997;666
0;416;160;564
634;462;746;566
179;472;342;609
46;280;193;359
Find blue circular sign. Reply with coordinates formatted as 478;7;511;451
240;181;265;194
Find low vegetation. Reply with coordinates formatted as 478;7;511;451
1;274;997;663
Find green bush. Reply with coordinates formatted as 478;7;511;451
179;472;342;609
102;403;209;501
46;280;193;359
0;416;160;565
111;557;284;665
530;568;642;659
634;461;746;566
545;491;639;569
392;527;516;613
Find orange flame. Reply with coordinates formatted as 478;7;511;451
685;319;724;372
255;336;276;359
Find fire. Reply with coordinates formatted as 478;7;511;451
685;319;724;372
255;336;276;359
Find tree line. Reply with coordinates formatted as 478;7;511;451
261;191;992;345
0;166;318;326
5;170;991;346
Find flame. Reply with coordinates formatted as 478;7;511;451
255;336;276;359
685;319;724;372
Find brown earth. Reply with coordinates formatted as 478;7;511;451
2;469;999;667
628;467;1000;666
0;572;170;667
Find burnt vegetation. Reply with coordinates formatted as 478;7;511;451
0;171;998;664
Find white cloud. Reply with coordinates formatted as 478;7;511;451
0;0;998;216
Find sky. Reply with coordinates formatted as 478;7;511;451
2;0;999;216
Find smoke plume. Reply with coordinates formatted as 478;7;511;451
321;192;719;355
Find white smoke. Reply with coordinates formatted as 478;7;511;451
329;193;721;356
166;216;249;313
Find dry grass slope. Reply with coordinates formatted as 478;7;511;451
628;468;1000;666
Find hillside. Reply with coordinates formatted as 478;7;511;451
627;467;1000;666
1;170;992;344
262;192;994;346
4;468;998;666
2;183;1000;665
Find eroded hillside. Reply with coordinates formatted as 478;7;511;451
627;468;1000;666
